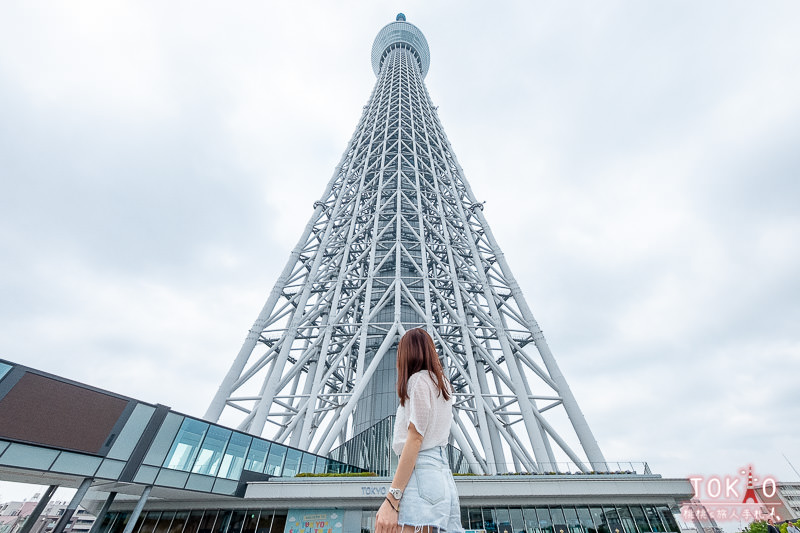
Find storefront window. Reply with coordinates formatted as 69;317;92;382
523;507;539;533
153;512;175;533
657;507;679;532
629;506;651;533
510;508;525;533
214;511;232;533
644;507;664;532
564;507;583;533
577;507;596;533
198;510;218;533
256;510;274;533
617;506;636;533
468;507;485;530
183;511;205;533
589;507;608;533
168;511;188;533
551;507;568;533
536;507;554;533
140;512;160;533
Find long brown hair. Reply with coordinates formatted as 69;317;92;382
396;328;451;406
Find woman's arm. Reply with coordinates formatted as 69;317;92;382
374;422;424;533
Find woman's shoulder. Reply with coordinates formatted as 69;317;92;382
408;370;436;389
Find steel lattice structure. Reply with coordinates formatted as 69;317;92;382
205;15;606;474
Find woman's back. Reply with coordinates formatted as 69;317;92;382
392;370;453;456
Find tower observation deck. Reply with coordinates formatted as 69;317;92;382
205;15;607;475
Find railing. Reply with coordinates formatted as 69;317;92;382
464;461;652;476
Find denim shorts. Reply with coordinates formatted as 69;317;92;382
398;446;464;533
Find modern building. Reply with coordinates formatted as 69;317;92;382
1;14;694;533
0;497;96;533
776;482;800;519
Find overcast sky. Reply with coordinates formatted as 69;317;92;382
1;0;799;509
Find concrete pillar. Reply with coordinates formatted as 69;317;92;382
88;493;117;533
121;486;152;533
18;485;58;533
52;478;93;533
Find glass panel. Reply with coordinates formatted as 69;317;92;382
153;512;175;533
107;404;156;461
256;511;273;533
169;512;189;533
245;439;270;473
523;508;539;533
219;432;251;479
164;418;208;471
0;361;12;381
228;511;247;533
192;425;231;476
552;507;568;533
198;511;218;533
144;413;184;466
214;511;232;533
469;507;485;530
630;506;651;533
577;508;595;533
109;512;131;533
496;507;511;533
94;512;117;533
604;507;622;533
589;508;608;533
564;507;583;533
299;453;316;474
269;512;286;533
537;508;554;533
282;448;302;477
265;443;287;476
313;456;326;474
140;512;161;533
51;452;102;476
617;507;636;533
241;511;260;533
183;510;205;533
657;507;679;532
483;507;498;533
644;507;664;533
461;507;470;531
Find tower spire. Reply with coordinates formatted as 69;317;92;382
205;16;606;474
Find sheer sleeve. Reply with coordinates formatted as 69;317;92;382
407;373;433;437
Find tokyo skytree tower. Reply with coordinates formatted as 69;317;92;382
205;14;606;474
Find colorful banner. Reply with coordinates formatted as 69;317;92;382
284;509;343;533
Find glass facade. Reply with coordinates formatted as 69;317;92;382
145;414;363;494
99;505;679;533
100;510;288;533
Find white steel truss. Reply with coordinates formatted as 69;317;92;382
206;16;606;474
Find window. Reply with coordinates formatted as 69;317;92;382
164;419;208;471
192;426;232;476
244;439;270;474
219;433;251;479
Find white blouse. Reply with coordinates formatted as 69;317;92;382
392;370;453;456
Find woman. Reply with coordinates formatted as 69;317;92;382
375;328;464;533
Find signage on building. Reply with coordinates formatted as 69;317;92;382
284;509;343;533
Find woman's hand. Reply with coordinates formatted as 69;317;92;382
375;498;399;533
